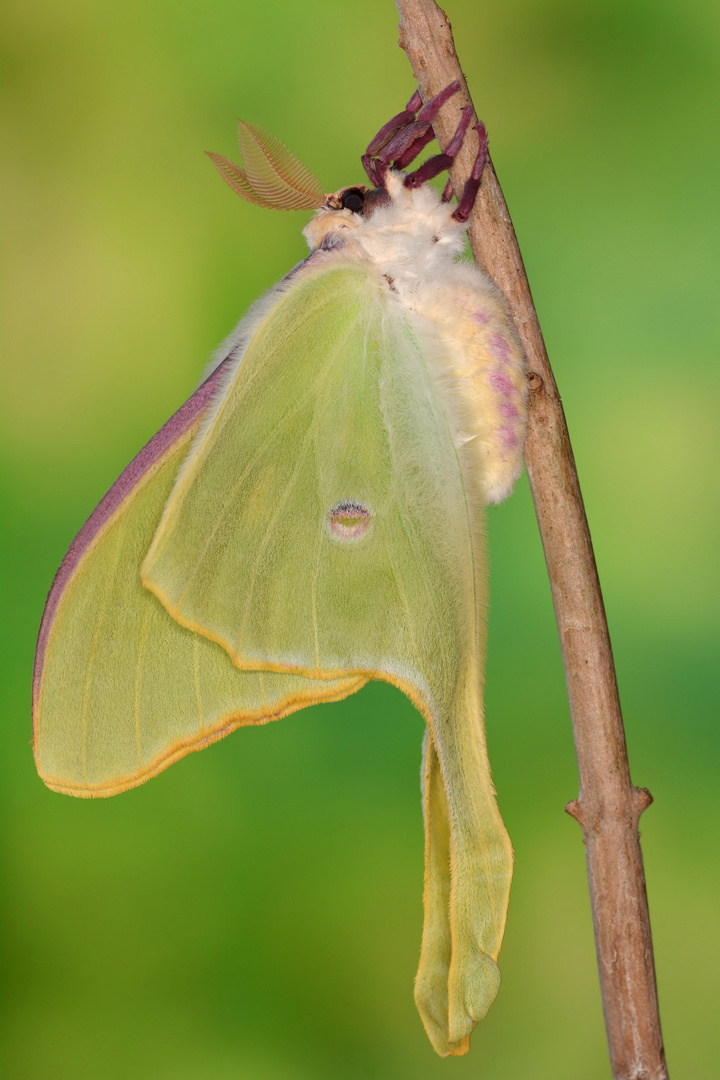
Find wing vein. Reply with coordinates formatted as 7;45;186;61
80;520;126;784
134;606;152;766
234;418;316;660
193;635;205;733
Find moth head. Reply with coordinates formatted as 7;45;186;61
303;185;390;251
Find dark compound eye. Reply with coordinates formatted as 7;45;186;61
340;187;365;214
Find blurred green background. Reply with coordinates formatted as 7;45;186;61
1;0;718;1076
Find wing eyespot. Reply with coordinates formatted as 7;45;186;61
327;500;371;541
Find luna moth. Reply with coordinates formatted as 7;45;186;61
33;83;528;1057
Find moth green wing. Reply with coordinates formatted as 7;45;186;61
33;364;365;798
143;263;513;1052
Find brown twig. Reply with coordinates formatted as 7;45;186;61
394;2;669;1077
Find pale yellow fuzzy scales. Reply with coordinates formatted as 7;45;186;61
34;166;527;1056
421;281;527;506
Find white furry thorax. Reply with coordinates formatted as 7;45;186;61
303;172;467;305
